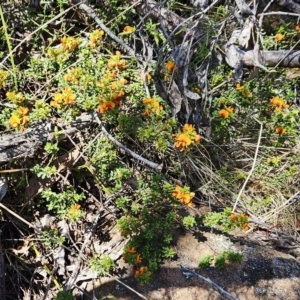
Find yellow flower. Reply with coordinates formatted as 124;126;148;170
119;78;127;85
165;61;175;72
296;23;300;33
145;73;152;82
9;115;21;128
275;33;284;42
62;87;75;105
0;70;8;88
98;101;116;113
123;26;135;34
111;82;117;90
174;133;192;150
71;204;81;210
6;91;25;104
219;109;230;119
275;126;286;134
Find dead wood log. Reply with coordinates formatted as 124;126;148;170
276;0;300;13
243;50;300;67
0;113;95;165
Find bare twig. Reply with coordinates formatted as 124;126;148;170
72;1;136;57
107;274;148;300
95;114;161;170
180;266;238;300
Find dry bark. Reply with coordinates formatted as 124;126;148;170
0;113;95;165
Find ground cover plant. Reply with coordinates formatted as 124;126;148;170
0;0;300;298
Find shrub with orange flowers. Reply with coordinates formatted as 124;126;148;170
123;245;143;265
143;97;163;116
236;83;252;98
134;266;152;284
172;185;195;206
67;204;82;221
88;29;104;47
6;91;25;104
63;67;83;84
270;96;289;112
219;106;234;119
98;100;116;114
204;208;249;232
173;123;200;151
107;51;127;69
60;36;80;52
51;87;76;108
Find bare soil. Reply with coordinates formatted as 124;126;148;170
85;228;300;300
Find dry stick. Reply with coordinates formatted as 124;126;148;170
258;11;300;17
107;274;148;300
232;117;263;213
74;1;136;57
95;114;161;170
0;3;80;67
180;266;238;300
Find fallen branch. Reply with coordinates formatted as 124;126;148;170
180;266;238;300
0;113;95;164
243;50;300;67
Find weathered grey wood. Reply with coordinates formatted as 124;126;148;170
0;113;96;165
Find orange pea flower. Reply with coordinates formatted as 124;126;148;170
123;26;135;34
98;101;116;113
219;109;230;119
270;96;289;111
135;254;142;264
275;127;286;134
134;266;148;278
172;186;195;206
275;33;284;42
183;124;195;132
174;133;192;150
18;106;29;116
165;61;175;72
127;247;136;254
